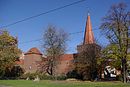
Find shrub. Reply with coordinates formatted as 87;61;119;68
20;73;38;80
66;70;82;79
56;75;67;80
116;74;122;81
39;74;54;80
20;73;67;80
39;74;67;80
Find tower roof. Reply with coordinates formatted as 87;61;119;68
25;47;42;55
83;14;94;44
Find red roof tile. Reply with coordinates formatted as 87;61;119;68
25;47;42;55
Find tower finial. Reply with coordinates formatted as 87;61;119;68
87;8;90;16
88;12;90;16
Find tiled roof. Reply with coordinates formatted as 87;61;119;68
25;47;42;55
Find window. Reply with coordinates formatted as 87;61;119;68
29;66;32;70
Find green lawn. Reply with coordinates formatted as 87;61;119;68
0;80;130;87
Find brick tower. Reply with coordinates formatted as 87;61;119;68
76;13;101;80
77;13;100;53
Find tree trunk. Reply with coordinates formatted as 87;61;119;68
122;58;127;83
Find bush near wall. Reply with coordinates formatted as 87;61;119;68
20;73;67;80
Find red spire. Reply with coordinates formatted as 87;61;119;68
83;13;94;44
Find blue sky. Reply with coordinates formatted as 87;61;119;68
0;0;130;54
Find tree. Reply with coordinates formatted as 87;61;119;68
97;44;121;80
0;30;21;78
101;44;121;69
42;25;68;76
100;2;130;83
75;44;100;80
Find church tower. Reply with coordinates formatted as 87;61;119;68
77;13;101;53
76;13;101;80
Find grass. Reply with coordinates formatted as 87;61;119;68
0;80;130;87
